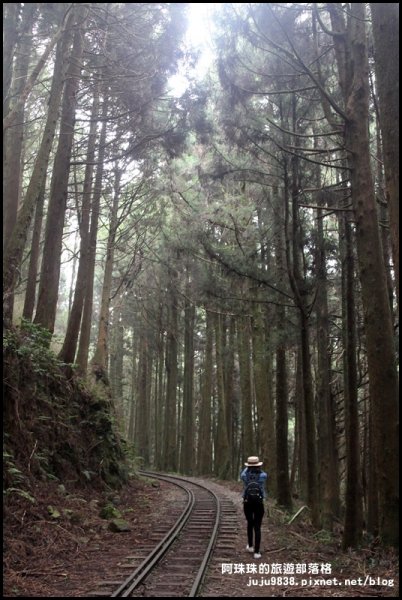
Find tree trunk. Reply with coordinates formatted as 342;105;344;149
3;3;19;113
284;145;319;526
91;167;121;376
34;9;86;332
3;3;36;250
109;307;125;434
252;302;276;495
224;316;237;478
59;85;99;363
341;4;399;547
237;314;254;456
3;9;74;326
128;328;139;443
370;3;399;306
327;1;399;546
135;330;150;465
163;270;178;472
3;4;75;133
315;191;338;530
214;312;231;479
197;308;213;475
22;178;46;320
340;209;363;548
154;317;165;470
76;92;109;373
180;279;195;474
294;348;308;500
367;407;379;536
273;185;289;504
275;334;292;509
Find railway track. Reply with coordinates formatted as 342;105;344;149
88;472;238;597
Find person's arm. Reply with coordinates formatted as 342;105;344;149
260;471;268;498
240;468;248;498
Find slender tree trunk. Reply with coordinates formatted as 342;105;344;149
3;9;74;326
370;3;399;306
3;4;75;133
109;307;125;433
374;122;394;314
285;146;319;526
59;85;99;363
299;309;319;525
237;314;253;456
276;333;292;509
197;308;213;475
340;209;363;548
22;178;46;320
128;328;138;442
67;222;79;321
154;319;165;469
214;312;231;479
34;9;86;332
273;185;289;504
91;168;121;376
315;191;338;530
3;3;19;114
294;348;308;499
367;408;379;536
76;92;109;373
224;316;236;478
135;330;150;465
163;270;178;472
3;3;36;250
252;302;276;494
180;279;195;474
329;2;399;546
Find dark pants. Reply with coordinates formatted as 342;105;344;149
243;500;264;552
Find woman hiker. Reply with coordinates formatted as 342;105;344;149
240;456;268;559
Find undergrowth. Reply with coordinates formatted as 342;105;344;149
3;321;129;508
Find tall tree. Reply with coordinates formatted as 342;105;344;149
214;312;231;479
237;314;254;457
197;309;213;475
76;91;109;373
163;266;179;472
3;3;36;249
3;5;75;326
91;166;121;377
59;84;99;363
274;190;292;509
370;3;399;305
339;204;363;548
3;3;19;116
326;3;399;546
34;6;87;332
180;274;195;474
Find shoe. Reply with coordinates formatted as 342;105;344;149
254;552;262;559
246;545;254;552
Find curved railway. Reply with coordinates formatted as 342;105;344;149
88;471;238;597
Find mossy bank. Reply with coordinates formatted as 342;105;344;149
3;321;129;507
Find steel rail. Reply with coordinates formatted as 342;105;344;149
111;473;194;597
110;471;221;597
141;471;222;598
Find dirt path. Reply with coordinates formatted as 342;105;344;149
200;480;398;597
3;476;398;597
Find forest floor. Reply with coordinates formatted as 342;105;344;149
3;475;399;597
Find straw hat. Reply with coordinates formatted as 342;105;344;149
245;456;263;467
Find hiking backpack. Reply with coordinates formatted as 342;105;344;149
244;471;263;502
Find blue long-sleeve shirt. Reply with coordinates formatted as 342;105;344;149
240;467;268;499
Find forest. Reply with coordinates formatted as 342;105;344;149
3;4;399;595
